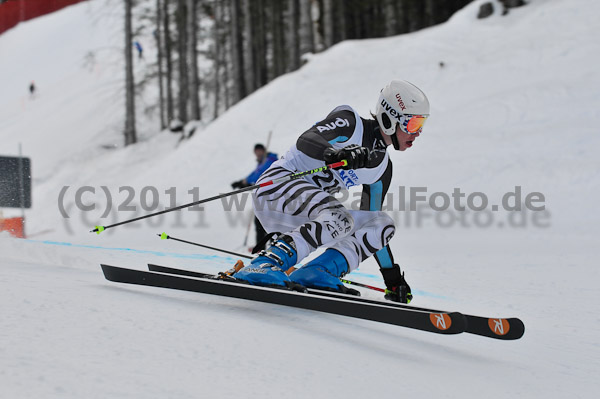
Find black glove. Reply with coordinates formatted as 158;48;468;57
323;144;371;170
380;265;413;304
231;180;246;189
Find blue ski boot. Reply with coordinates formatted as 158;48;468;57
234;235;298;288
290;249;359;295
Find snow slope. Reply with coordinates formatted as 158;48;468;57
0;0;158;183
1;0;599;397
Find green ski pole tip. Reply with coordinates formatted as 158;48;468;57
94;226;105;234
160;232;169;240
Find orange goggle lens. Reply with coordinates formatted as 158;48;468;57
405;115;427;134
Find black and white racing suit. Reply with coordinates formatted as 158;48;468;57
253;105;397;272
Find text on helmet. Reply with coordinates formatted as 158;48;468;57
395;93;407;111
380;99;403;121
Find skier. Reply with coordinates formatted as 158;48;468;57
234;80;429;303
134;41;143;59
231;143;279;245
231;143;278;190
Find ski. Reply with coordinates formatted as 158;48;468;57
101;264;467;335
147;263;525;340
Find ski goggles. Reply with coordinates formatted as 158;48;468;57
399;114;428;135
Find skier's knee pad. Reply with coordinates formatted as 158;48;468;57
328;212;395;272
374;212;395;246
358;211;395;246
314;208;355;240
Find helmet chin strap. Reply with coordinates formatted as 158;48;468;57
391;125;401;150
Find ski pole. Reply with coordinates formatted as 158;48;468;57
340;279;385;293
241;215;254;248
158;233;384;292
91;160;348;234
158;232;252;259
285;266;385;292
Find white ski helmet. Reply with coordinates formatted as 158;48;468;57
375;80;430;150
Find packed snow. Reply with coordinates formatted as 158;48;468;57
1;0;599;397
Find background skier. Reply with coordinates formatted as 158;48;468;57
134;41;143;59
234;80;430;303
231;143;278;245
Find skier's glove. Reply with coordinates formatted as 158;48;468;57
231;180;247;189
380;265;413;304
323;145;371;170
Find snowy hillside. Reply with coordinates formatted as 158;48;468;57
1;0;599;398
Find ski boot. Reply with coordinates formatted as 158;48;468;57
215;260;246;281
233;235;298;288
289;249;359;295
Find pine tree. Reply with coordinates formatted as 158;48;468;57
188;0;201;121
124;0;137;146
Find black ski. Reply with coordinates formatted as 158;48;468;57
147;263;525;340
101;264;466;335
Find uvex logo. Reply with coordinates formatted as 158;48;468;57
429;313;452;331
488;318;510;335
380;99;403;121
395;93;407;111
